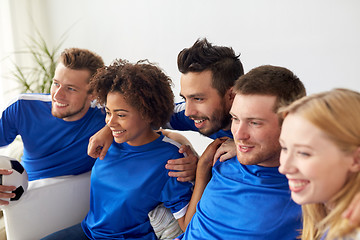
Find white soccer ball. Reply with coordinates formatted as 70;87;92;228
0;155;28;205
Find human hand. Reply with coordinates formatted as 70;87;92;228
166;145;198;182
0;169;17;206
342;192;360;226
88;126;113;160
213;138;236;165
199;137;229;169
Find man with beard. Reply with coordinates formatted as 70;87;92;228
0;48;105;204
176;65;305;239
166;38;243;139
88;38;244;179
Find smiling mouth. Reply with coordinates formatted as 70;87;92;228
194;119;205;124
112;130;126;134
288;179;309;192
54;102;68;107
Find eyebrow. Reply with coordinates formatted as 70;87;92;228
279;139;313;149
230;112;267;121
105;107;129;112
53;79;80;89
180;93;206;98
293;143;313;149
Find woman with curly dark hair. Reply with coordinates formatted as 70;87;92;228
42;59;193;240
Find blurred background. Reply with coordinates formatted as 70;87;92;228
1;0;359;154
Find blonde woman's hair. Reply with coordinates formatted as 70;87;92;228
279;88;360;240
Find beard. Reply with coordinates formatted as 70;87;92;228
198;107;232;137
51;102;86;120
236;142;281;167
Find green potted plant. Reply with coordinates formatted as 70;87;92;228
9;29;67;94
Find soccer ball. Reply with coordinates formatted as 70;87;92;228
0;155;28;205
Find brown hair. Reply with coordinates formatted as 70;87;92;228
234;65;306;114
177;38;244;97
59;48;104;80
90;59;174;129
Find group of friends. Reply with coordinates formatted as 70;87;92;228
0;38;359;240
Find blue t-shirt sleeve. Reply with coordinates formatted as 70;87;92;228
160;176;193;217
0;100;20;146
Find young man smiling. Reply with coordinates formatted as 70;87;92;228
176;65;306;239
0;48;105;204
166;38;244;139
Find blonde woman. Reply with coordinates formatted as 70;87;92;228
279;88;360;239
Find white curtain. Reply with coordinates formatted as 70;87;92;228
0;0;14;110
0;0;48;110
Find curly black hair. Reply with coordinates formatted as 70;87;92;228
90;59;174;129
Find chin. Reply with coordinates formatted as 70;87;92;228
114;138;125;144
291;194;312;206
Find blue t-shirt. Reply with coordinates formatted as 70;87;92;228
178;157;302;240
82;133;193;240
0;93;105;180
165;102;233;139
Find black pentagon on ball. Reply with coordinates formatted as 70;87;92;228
10;186;25;201
10;160;25;174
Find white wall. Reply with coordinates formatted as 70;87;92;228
2;0;360;153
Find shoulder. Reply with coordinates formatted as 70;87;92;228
174;102;186;113
5;93;50;107
161;135;182;149
152;135;184;159
14;93;51;103
2;93;51;112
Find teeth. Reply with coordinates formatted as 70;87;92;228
241;146;249;150
55;102;67;107
289;180;308;188
113;130;126;134
194;119;205;124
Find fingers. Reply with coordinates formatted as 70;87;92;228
168;170;196;182
213;149;225;165
98;142;111;160
219;152;234;163
166;153;198;182
0;169;13;175
0;199;10;206
88;138;111;160
87;137;101;159
178;145;189;154
342;192;360;225
179;144;199;159
0;169;19;205
0;184;17;205
212;138;236;164
166;155;198;171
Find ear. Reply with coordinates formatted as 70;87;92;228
225;87;236;103
88;91;96;102
349;147;360;173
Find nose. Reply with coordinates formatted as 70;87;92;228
279;151;297;175
184;102;196;117
53;86;65;100
106;115;113;127
106;114;117;128
232;122;250;141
